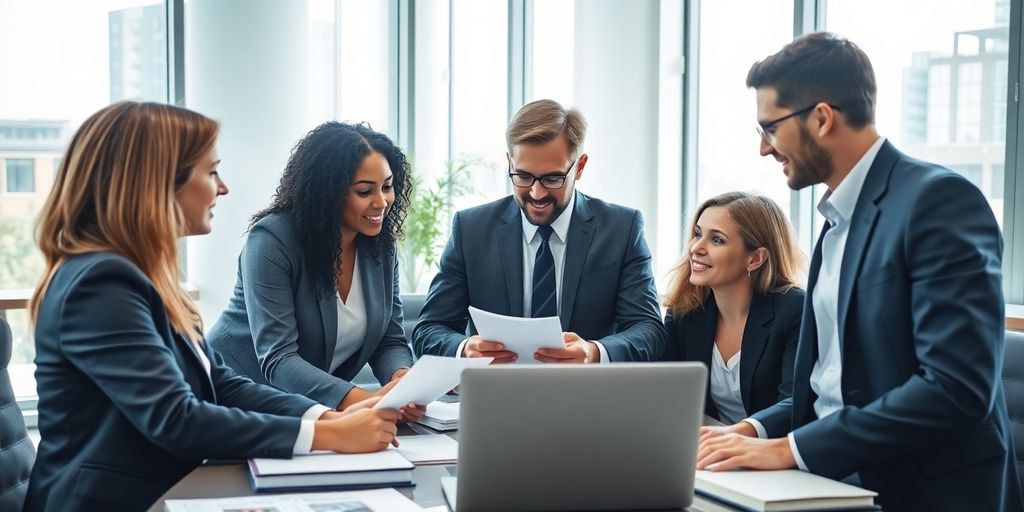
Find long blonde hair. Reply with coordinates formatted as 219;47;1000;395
664;192;806;317
30;101;218;342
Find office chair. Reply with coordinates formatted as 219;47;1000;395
0;315;34;511
1003;328;1024;492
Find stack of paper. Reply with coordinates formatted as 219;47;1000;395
415;400;460;431
164;488;422;511
248;450;414;492
392;434;458;465
694;470;878;511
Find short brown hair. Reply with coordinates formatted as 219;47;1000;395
747;32;876;128
664;192;806;316
506;99;587;158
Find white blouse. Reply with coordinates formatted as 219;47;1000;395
330;255;368;373
709;344;747;425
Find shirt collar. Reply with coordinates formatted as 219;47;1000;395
817;136;886;227
522;191;576;244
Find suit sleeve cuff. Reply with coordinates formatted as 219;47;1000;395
592;340;610;363
788;432;809;471
456;338;470;358
743;418;768;439
293;404;332;454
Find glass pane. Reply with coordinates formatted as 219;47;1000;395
337;0;393;133
450;0;508;211
696;0;795;218
531;0;575;107
0;0;168;397
826;0;1009;226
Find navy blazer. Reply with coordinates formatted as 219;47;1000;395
413;192;665;361
662;289;803;421
750;141;1023;511
26;252;318;511
209;212;413;408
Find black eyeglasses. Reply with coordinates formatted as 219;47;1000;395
756;103;842;143
508;158;577;189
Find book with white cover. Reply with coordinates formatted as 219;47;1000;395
164;488;422;511
694;470;878;511
248;450;414;492
414;400;459;431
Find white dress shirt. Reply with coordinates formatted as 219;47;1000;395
459;193;609;362
710;345;746;425
331;254;368;373
745;136;885;471
191;339;329;455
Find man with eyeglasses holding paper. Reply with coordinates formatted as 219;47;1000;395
696;32;1022;511
412;99;664;364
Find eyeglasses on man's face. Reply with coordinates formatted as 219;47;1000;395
756;103;842;144
508;158;577;189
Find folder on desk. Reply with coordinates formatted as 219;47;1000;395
247;450;414;492
695;470;878;511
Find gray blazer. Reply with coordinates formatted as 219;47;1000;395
413;192;665;361
208;212;413;408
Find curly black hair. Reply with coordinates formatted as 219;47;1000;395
250;121;412;294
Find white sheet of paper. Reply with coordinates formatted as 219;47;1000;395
374;355;492;409
390;434;459;464
468;306;565;364
164;488;421;511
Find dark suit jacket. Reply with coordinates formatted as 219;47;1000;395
208;212;413;408
26;252;318;512
662;289;803;421
413;192;665;361
750;141;1023;511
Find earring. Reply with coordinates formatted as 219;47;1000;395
747;267;752;277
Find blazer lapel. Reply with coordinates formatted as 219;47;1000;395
792;221;830;423
559;192;595;329
836;141;896;349
352;238;384;371
692;296;718;417
739;292;772;412
178;333;215;400
317;285;338;371
497;200;525;316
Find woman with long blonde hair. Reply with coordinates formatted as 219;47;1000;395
662;192;806;424
25;102;400;511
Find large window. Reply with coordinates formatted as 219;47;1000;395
0;0;168;399
4;158;35;193
826;0;1009;226
695;0;795;219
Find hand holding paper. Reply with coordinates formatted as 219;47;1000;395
374;355;492;410
468;306;565;364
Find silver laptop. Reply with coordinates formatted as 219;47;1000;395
446;362;707;511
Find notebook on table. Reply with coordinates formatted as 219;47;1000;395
695;469;878;511
247;450;414;492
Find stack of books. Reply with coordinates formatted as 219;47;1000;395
248;450;414;492
694;470;878;511
414;400;460;431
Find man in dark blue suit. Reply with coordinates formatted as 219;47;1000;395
697;32;1023;511
413;99;664;363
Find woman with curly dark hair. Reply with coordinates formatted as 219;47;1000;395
209;122;422;420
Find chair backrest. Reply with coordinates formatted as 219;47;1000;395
1003;329;1024;492
0;316;34;511
401;294;426;339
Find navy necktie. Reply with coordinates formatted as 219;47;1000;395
531;225;557;318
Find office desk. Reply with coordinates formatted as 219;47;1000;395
149;420;742;512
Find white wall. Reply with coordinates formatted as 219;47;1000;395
186;0;310;327
573;0;682;287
